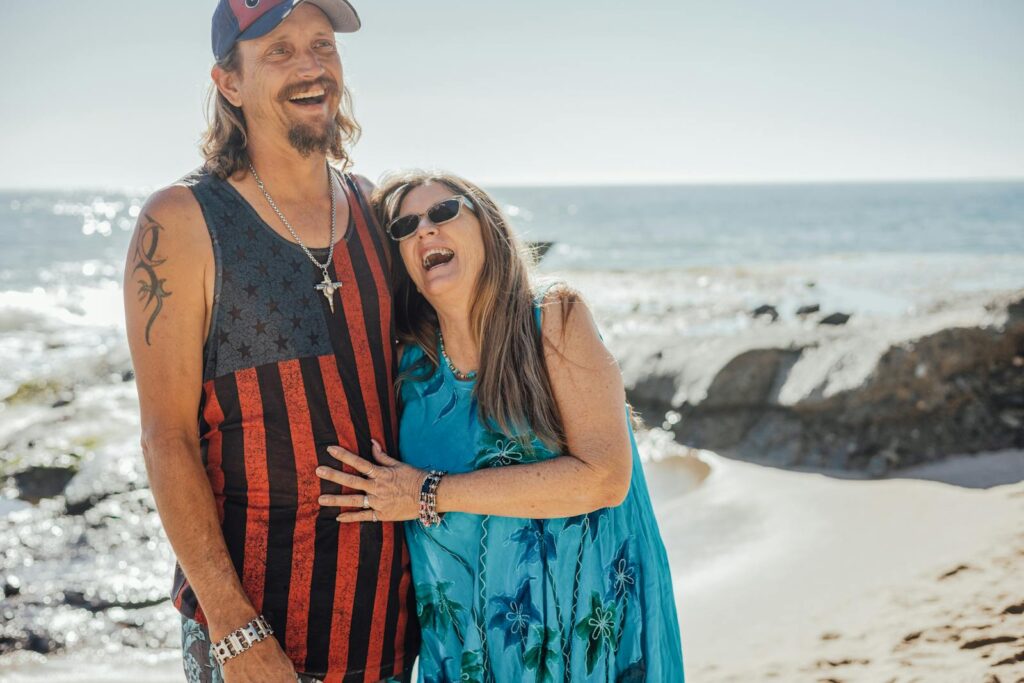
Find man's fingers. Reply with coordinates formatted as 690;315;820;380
317;494;367;508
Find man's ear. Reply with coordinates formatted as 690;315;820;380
211;64;243;108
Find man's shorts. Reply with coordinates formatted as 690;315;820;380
180;616;411;683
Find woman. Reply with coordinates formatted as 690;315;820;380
315;171;684;682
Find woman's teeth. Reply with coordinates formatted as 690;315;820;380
423;248;455;271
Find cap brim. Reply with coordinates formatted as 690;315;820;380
236;0;361;47
298;0;361;33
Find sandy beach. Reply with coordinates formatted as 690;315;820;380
662;448;1024;682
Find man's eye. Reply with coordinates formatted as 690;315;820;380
268;46;288;56
315;41;336;50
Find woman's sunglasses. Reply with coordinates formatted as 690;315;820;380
386;195;476;242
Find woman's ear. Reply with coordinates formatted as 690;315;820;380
211;64;243;108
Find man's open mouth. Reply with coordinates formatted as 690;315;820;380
288;88;328;106
422;248;455;272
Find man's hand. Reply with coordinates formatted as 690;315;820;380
221;636;297;683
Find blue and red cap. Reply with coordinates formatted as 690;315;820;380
212;0;361;62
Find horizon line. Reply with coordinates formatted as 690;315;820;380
2;175;1023;195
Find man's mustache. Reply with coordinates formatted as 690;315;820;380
278;77;339;102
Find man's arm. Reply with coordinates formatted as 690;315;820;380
123;186;294;682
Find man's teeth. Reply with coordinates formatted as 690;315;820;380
289;89;326;101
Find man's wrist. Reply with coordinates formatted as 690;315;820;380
212;614;274;666
206;603;260;641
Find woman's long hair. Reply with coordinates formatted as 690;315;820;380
375;171;574;453
200;47;361;180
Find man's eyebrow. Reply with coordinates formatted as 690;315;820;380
264;29;334;43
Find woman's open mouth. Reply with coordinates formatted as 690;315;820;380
422;248;455;272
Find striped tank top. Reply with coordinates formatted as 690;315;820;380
173;169;419;681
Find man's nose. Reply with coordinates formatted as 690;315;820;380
295;47;326;78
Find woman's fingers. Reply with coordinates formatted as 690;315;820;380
336;510;380;523
315;466;373;492
317;493;370;508
370;439;400;466
326;445;377;475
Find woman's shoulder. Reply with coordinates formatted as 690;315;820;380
533;280;589;340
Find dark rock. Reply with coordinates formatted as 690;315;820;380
2;575;21;598
12;466;77;503
628;291;1024;472
64;493;111;516
751;305;779;322
63;588;169;613
867;451;893;477
819;312;851;326
796;304;820;316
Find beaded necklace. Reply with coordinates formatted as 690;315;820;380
438;327;477;381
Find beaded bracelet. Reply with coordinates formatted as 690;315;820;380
418;470;446;528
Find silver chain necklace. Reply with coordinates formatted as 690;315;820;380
248;161;343;313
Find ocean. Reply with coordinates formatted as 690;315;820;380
1;179;1023;406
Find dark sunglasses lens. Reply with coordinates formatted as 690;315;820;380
427;198;461;224
388;215;419;240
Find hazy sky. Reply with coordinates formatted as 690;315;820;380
2;0;1022;189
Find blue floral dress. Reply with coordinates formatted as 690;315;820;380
397;299;685;682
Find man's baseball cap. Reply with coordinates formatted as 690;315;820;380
212;0;361;62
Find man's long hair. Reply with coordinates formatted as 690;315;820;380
201;47;361;180
375;171;578;453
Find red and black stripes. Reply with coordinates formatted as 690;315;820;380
172;170;418;680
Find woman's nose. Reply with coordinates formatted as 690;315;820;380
416;216;439;236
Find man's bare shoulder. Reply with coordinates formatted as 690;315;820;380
131;183;212;266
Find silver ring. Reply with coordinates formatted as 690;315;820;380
371;510;378;523
362;494;370;509
365;465;376;478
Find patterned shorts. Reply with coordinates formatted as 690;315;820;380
180;616;410;683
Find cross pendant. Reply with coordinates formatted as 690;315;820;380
315;271;342;313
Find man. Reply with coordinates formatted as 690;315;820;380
123;2;417;681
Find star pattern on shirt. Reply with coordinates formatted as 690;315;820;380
211;209;340;376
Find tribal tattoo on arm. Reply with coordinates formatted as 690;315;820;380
132;214;173;346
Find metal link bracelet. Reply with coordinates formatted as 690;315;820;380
418;470;446;528
212;615;274;667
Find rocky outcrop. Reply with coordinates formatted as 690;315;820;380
619;292;1024;473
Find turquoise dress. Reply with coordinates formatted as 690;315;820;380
398;299;685;683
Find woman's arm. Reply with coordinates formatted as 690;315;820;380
316;290;634;520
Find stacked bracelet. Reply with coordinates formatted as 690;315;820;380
418;470;446;528
211;615;274;667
